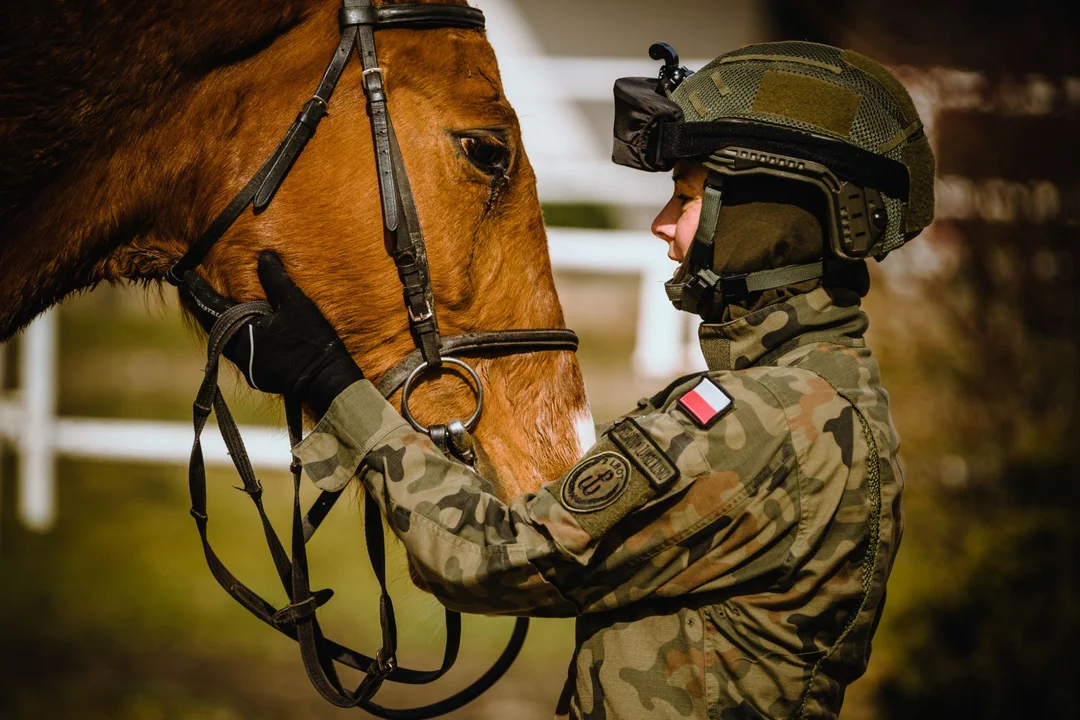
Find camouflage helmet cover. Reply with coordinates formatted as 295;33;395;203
667;41;936;258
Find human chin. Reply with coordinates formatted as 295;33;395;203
672;233;695;262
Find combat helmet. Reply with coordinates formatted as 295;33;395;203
612;41;935;317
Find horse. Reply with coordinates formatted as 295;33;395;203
0;0;592;499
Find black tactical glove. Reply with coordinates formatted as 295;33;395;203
185;251;364;417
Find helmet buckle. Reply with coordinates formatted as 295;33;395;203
719;273;750;298
683;268;721;305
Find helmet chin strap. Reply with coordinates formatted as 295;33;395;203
665;170;826;321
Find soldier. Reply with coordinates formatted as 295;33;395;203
190;41;934;719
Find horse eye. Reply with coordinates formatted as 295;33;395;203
459;134;510;175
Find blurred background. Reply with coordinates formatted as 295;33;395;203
2;0;1077;717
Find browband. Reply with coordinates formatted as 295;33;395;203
356;4;486;30
658;120;911;200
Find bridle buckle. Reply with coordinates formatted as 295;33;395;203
407;300;434;324
361;67;386;102
375;647;397;677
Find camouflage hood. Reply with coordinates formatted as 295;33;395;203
697;284;869;371
693;173;870;321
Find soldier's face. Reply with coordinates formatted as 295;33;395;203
651;160;709;263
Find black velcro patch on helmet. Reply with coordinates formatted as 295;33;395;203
752;70;863;137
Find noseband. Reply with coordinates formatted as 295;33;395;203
166;1;579;716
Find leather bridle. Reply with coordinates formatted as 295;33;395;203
165;1;579;716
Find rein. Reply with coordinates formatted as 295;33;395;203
168;1;579;715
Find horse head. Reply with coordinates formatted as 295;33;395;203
0;0;592;497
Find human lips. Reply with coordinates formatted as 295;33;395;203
667;242;683;263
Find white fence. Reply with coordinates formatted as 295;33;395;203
0;229;702;532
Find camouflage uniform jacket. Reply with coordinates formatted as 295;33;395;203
293;287;904;719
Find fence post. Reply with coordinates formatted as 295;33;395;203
683;314;707;373
633;265;684;378
19;311;57;531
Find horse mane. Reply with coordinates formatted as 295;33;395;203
0;0;320;233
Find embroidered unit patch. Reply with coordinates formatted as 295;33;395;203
677;377;735;428
610;419;679;489
560;452;631;513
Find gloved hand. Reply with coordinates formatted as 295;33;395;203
185;251;364;417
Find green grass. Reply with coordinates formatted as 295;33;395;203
541;203;618;230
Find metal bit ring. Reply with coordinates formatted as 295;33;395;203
400;357;484;434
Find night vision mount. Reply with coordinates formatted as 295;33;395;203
650;42;694;95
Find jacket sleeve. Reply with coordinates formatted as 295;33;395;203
291;374;801;616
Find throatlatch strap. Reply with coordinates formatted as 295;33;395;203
252;31;357;211
166;38;354;285
166;3;486;287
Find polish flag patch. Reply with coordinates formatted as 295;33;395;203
677;378;735;428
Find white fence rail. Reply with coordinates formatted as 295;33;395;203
0;229;702;531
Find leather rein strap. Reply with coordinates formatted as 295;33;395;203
192;310;550;718
168;1;580;716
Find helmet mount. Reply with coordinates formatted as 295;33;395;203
649;42;694;95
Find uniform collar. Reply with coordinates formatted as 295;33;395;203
697;287;869;371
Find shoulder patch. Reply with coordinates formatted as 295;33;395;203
610;419;679;489
676;377;735;428
560;452;631;513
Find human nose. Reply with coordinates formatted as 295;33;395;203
652;197;679;243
